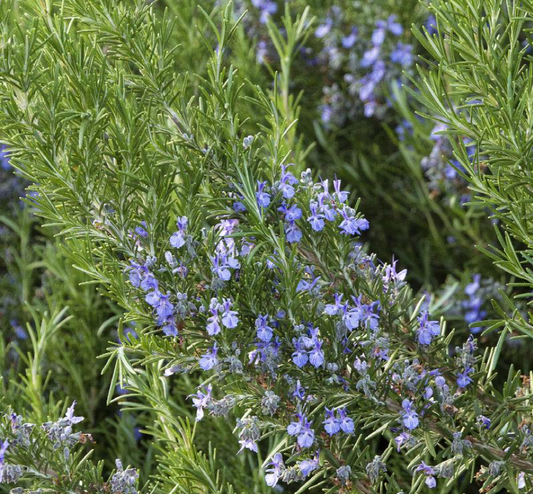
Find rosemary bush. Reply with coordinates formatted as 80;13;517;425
1;0;533;493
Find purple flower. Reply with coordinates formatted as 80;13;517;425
338;408;354;433
477;415;491;429
333;179;349;203
342;28;358;48
315;18;332;38
65;401;84;424
265;453;284;487
395;432;411;451
170;216;188;248
279;164;298;199
361;45;381;67
387;15;403;36
206;305;222;336
285;222;302;243
221;299;239;328
298;452;319;477
417;311;440;345
401;399;419;430
308;202;325;231
199;342;218;371
256;314;273;342
278;202;302;222
292;338;309;368
416;462;436;489
372;22;387;46
391;42;414;67
324;293;345;316
287;414;315;448
323;408;341;435
256;181;271;208
309;340;325;368
189;384;212;421
339;208;369;236
135;222;148;238
0;439;9;480
457;366;474;388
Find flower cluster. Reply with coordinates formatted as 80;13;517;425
313;8;416;125
0;405;138;492
120;158;491;490
419;122;474;202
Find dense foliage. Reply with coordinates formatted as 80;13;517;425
0;0;532;493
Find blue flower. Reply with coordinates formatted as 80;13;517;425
457;366;474;388
425;14;437;35
292;337;309;368
293;380;306;400
416;462;436;489
477;415;491;429
251;0;277;24
127;260;150;288
145;291;174;325
256;315;273;342
0;439;9;477
265;453;284;487
233;200;247;213
296;269;320;293
372;21;387;46
189;384;212;421
338;408;354;433
140;271;159;292
417;311;440;345
324;293;345;316
394;431;411;451
339;208;369;236
401;399;419;430
315;18;332;38
221;299;239;328
170;216;188;248
333;179;349;203
162;319;178;337
361;45;381;68
279;164;298;199
298;452;319;476
199;342;219;371
390;42;414;67
387;15;403;36
342;28;358;49
256;181;271;208
285;222;302;243
308;201;325;231
0;145;10;170
323;408;341;435
211;253;240;281
287;413;315;448
65;401;84;424
135;222;148;239
206;302;222;335
278;202;302;222
309;340;324;368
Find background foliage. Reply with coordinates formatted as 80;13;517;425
0;0;532;493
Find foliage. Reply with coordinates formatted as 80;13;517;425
0;0;533;493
